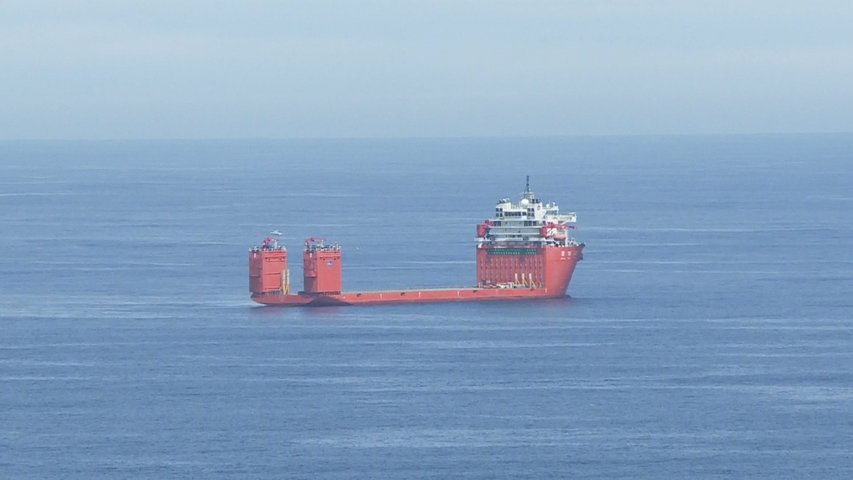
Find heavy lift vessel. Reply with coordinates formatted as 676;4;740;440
249;178;584;306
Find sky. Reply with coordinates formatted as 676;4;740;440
1;0;852;139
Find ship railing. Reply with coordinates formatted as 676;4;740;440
305;244;341;253
304;237;341;253
250;245;287;252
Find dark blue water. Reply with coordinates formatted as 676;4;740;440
2;136;852;478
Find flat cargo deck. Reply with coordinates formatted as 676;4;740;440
251;286;563;307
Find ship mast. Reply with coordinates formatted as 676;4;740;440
523;175;534;201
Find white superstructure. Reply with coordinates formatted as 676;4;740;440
477;177;579;247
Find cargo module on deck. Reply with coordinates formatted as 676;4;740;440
249;178;584;306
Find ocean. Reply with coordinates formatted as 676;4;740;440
1;135;852;478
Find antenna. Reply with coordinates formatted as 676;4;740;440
523;175;534;200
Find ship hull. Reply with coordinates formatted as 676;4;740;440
251;243;583;307
252;286;569;307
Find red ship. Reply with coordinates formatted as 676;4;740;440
249;178;584;306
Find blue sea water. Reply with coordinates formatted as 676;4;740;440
1;135;852;478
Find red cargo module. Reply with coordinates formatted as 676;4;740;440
249;177;584;307
249;235;288;294
302;238;342;294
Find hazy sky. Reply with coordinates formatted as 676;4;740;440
2;0;852;139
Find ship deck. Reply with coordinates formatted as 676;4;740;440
252;285;562;307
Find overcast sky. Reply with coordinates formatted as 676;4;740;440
1;0;852;139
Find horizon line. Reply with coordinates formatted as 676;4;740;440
2;131;853;142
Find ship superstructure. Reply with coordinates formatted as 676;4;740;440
476;176;581;293
249;178;583;306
